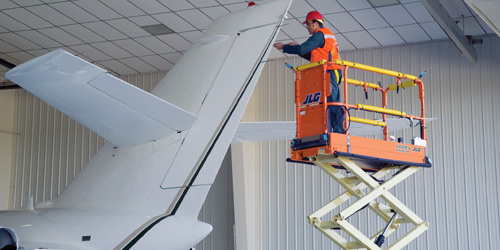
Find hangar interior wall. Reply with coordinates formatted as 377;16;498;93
0;89;17;210
5;35;500;250
256;35;500;250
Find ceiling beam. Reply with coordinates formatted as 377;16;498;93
0;57;16;69
0;81;21;90
464;0;500;38
420;0;478;63
0;57;20;90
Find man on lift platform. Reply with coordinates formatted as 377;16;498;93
273;11;344;133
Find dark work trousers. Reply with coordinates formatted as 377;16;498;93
327;69;345;133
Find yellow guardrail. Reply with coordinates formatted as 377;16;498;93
295;61;383;90
332;60;418;81
349;116;386;127
355;103;406;117
387;80;417;91
346;79;381;90
292;59;427;140
295;60;327;71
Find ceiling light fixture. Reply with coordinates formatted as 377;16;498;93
141;24;174;36
367;0;401;8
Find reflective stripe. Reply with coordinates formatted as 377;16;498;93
324;34;336;40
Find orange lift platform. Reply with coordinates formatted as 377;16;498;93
287;59;431;250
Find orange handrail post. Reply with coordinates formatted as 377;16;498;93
343;66;349;134
382;91;388;140
295;70;301;139
322;64;329;134
416;79;427;140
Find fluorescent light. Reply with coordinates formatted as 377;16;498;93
141;24;174;36
368;0;401;8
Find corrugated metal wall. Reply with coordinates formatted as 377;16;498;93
196;149;235;250
258;36;500;250
14;90;106;208
12;70;234;249
12;72;164;208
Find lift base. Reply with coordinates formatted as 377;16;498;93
307;155;429;250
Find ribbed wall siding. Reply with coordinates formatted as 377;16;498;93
196;149;235;250
258;36;500;250
12;70;234;250
13;90;106;208
12;72;164;208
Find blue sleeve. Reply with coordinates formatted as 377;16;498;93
283;32;324;61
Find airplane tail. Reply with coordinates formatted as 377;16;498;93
5;1;292;249
155;1;292;218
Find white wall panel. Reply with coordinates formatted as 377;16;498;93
257;35;500;250
13;89;104;208
12;72;163;208
0;89;17;210
196;149;235;250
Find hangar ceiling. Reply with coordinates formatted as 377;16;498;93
0;0;496;84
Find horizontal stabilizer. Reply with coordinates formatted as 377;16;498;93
233;121;295;142
6;49;197;146
233;118;436;142
349;117;437;136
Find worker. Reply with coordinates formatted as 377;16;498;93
273;11;344;133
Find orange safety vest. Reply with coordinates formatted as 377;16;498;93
311;28;341;70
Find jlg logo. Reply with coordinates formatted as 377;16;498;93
302;91;321;105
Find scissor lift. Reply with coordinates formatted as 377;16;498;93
288;60;431;250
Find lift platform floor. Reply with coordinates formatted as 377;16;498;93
290;133;431;171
